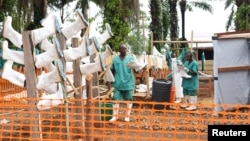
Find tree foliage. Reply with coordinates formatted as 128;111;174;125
162;0;170;40
149;0;163;51
224;0;250;31
126;29;144;55
235;2;250;30
0;0;19;31
93;0;140;51
101;0;130;51
168;0;179;48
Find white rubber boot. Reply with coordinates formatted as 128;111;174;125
36;66;62;90
66;62;73;73
61;11;89;40
63;37;87;62
104;69;115;82
88;36;101;55
79;55;105;75
185;96;197;111
39;71;59;94
97;23;113;45
2;60;25;87
36;84;64;111
179;69;191;78
2;40;24;65
180;95;189;108
101;44;113;60
2;16;22;48
43;82;59;94
31;14;60;45
109;103;119;122
127;60;147;72
43;63;56;72
35;38;62;68
39;38;53;51
124;103;133;122
177;65;191;78
81;56;90;64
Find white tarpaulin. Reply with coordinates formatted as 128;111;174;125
212;36;250;112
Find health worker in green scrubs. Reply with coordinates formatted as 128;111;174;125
180;51;199;111
109;44;135;122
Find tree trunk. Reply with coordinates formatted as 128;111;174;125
180;0;186;40
179;0;186;48
168;0;178;48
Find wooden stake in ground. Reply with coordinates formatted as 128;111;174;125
22;31;41;140
72;37;85;136
85;73;93;141
56;33;70;140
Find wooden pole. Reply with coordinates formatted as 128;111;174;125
72;37;85;136
151;32;153;55
141;14;146;52
190;30;193;51
89;53;103;128
22;31;41;139
85;74;93;141
56;33;70;140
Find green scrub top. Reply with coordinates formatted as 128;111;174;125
182;60;199;90
111;55;135;90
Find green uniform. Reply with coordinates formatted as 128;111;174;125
111;55;135;100
182;60;199;96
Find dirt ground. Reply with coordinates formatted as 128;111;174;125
1;82;249;141
0;94;227;141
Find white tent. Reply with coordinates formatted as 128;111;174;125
212;32;250;112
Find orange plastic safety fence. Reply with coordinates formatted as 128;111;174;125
0;78;26;97
0;98;250;141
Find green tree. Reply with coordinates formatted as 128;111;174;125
0;0;47;32
225;0;250;31
162;0;170;40
33;0;47;27
149;0;163;51
0;0;21;32
224;0;236;31
126;29;144;55
90;0;140;51
235;2;250;30
101;0;130;51
168;0;179;48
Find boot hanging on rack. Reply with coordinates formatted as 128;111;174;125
2;16;22;48
36;84;64;111
61;10;89;40
35;37;62;68
63;36;87;62
31;14;61;46
79;54;105;75
2;60;26;87
2;40;24;65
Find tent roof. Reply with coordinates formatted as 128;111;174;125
214;31;250;39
